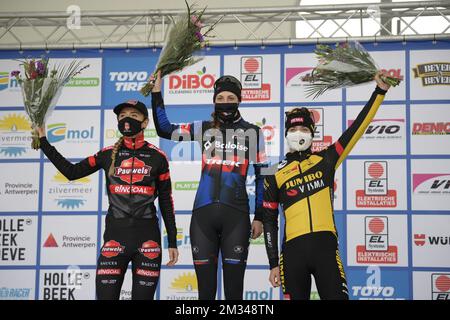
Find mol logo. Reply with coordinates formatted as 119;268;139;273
0;113;32;157
245;287;274;300
47;123;94;143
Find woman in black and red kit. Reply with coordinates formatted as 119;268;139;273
36;100;179;300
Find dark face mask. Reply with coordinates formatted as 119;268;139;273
118;117;144;137
214;103;239;123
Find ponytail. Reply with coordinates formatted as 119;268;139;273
108;136;124;176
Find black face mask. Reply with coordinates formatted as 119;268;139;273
118;117;143;137
215;103;239;123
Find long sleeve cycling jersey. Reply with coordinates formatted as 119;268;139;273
151;91;267;220
263;86;387;268
39;132;178;248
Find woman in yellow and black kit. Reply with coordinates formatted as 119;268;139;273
262;72;391;300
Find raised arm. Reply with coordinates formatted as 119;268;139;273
332;73;391;169
38;127;104;181
150;71;200;141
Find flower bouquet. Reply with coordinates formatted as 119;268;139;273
301;42;403;99
11;58;89;149
140;0;218;96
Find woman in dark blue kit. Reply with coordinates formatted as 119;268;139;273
36;100;179;300
150;71;268;300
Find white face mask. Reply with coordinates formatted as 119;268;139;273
286;131;313;152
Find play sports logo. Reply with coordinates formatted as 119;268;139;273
356;161;397;207
356;216;398;264
240;56;270;101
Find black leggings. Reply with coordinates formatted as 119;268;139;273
96;215;162;300
281;231;348;300
190;203;251;300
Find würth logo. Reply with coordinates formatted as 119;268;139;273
414;234;426;246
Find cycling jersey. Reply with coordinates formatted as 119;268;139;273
263;86;387;269
39;133;177;248
151;91;267;219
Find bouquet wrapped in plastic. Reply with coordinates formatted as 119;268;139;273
140;0;217;96
301;42;403;99
11;58;89;149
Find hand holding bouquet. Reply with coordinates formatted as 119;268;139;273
11;58;89;149
301;42;403;99
140;0;217;96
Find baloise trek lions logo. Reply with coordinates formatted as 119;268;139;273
114;157;151;184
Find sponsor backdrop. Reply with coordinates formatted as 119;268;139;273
0;41;449;300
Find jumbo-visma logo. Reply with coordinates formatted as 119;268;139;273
47;123;95;144
0;114;32;157
50;171;92;209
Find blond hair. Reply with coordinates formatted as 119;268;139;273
108;136;124;176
